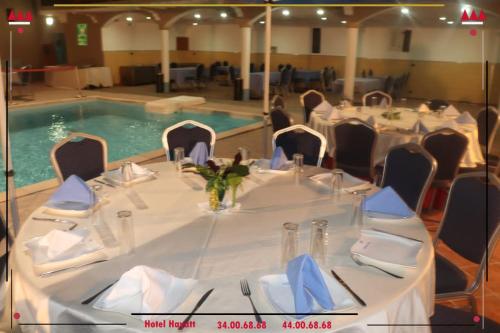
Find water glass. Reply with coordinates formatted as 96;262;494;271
117;210;135;255
309;220;329;265
293;153;304;173
281;222;299;267
331;169;344;196
174;147;185;172
351;192;367;227
238;147;250;162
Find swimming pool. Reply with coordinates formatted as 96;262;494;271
4;99;260;190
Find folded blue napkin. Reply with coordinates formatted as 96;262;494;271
411;120;429;134
189;142;209;166
46;175;96;211
286;254;335;318
271;146;288;170
362;186;414;218
455;111;477;125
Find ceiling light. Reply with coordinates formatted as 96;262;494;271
146;16;151;20
194;13;201;19
45;16;54;26
125;16;133;22
316;9;325;16
193;22;198;26
282;9;290;17
321;17;327;21
439;17;446;21
447;21;454;24
341;20;347;24
401;8;410;15
220;12;228;18
259;20;265;24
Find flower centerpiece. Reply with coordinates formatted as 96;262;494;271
183;153;250;211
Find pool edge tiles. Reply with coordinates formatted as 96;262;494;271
2;98;263;196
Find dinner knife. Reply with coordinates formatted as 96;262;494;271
94;179;115;188
178;288;215;331
330;270;366;307
81;280;118;305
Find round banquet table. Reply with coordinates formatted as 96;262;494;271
308;107;485;168
12;162;435;333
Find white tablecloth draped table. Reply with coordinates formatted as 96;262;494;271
250;72;281;99
44;66;113;90
12;162;435;333
333;78;386;95
308;107;485;168
170;67;197;87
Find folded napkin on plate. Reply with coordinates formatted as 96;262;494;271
411;119;430;134
105;162;154;185
313;100;333;113
439;119;459;130
309;172;370;192
366;115;377;127
93;265;197;321
46;175;96;211
455;111;477;125
189;142;209;166
363;186;414;218
322;107;343;121
271;146;289;170
350;229;423;277
286;254;335;319
417;104;431;113
24;228;105;275
442;104;460;117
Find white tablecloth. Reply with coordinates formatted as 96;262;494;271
170;67;197;86
12;162;435;332
45;67;113;89
250;72;281;99
333;78;385;95
309;107;485;168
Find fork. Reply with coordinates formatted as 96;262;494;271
351;255;403;279
240;279;262;323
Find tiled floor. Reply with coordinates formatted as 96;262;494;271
2;82;499;328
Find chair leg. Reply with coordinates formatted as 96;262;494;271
468;294;478;315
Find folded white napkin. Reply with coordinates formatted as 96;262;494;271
309;172;370;192
313;100;333;113
24;228;105;275
350;229;423;277
442;104;460;117
259;269;355;320
94;265;197;321
439;119;459;130
455;111;477;125
105;163;155;186
417;104;431;113
322;107;343;121
130;163;152;176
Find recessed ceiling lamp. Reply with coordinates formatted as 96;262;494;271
401;8;410;15
194;13;201;19
193;22;198;26
126;16;133;22
259;20;265;24
282;9;290;17
316;9;325;16
146;16;151;20
321;17;327;21
45;16;54;26
341;20;347;24
220;12;228;18
447;21;454;24
439;17;447;21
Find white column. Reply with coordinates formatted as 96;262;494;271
240;26;252;101
343;27;359;101
262;6;272;158
160;28;170;92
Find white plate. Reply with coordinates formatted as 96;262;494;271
259;269;355;320
103;169;156;187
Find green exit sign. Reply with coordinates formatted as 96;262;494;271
76;23;87;46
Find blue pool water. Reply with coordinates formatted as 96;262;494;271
3;99;260;189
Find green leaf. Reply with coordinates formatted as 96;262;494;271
229;165;250;177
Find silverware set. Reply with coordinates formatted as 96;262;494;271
32;217;77;230
240;279;262;323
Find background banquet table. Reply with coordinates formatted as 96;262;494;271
294;70;321;83
308;107;485;168
333;78;385;95
250;72;281;99
12;162;434;333
44;66;113;89
170;67;197;87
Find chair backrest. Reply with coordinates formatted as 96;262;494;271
259;63;265;71
170;62;178;68
0;212;9;281
229;66;236;81
278;64;284;71
476;106;499;151
280;68;292;86
272;125;327;167
300;90;325;123
333;118;378;179
422;128;468;181
381;143;437;215
368;69;373;77
51;132;108;183
270;109;292;133
426;99;449;111
271;94;286;111
162;120;216;161
19;65;32;85
330;67;336;81
222;61;228;66
362;90;393;107
250;63;255;73
384;76;394;94
436;172;500;266
196;64;204;79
